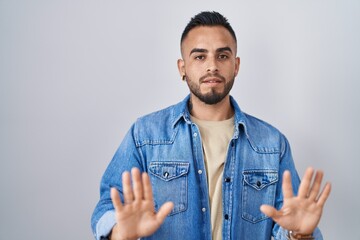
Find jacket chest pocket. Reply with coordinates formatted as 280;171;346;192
241;170;278;223
149;162;189;216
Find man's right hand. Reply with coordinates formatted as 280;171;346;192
109;168;174;240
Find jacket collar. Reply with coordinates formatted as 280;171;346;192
171;94;249;139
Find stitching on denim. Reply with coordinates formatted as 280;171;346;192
241;170;279;223
135;126;179;147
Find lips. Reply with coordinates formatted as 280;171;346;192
202;78;222;83
200;73;226;84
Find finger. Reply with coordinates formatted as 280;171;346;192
111;187;123;212
298;167;314;198
282;170;294;199
131;168;143;201
316;182;332;207
260;205;281;220
142;172;154;202
156;202;174;223
122;171;134;204
308;170;324;201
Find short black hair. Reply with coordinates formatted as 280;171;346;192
181;11;237;44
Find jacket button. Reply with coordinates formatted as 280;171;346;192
224;214;229;220
225;177;231;182
256;181;262;187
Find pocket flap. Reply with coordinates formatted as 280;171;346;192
243;170;278;190
149;162;190;181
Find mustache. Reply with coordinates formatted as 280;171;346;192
199;73;226;82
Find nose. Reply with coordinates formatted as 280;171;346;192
206;57;218;73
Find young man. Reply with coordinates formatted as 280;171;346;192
91;11;331;240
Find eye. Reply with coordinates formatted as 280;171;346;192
218;54;228;60
195;55;205;60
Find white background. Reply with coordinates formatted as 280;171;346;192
1;0;359;239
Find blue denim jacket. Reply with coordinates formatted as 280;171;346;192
91;95;323;240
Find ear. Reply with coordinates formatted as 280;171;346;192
234;57;240;77
177;59;185;77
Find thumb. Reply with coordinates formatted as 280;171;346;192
260;204;279;219
156;202;174;223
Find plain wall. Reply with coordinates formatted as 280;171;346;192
1;0;359;239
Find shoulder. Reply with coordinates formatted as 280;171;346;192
242;112;287;153
131;102;183;146
231;96;284;144
243;113;282;136
138;104;176;124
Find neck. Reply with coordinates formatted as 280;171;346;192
189;94;234;121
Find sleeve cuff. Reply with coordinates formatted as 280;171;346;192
95;210;116;240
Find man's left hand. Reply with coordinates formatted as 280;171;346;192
260;167;331;235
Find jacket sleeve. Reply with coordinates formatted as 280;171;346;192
91;123;144;240
272;134;323;240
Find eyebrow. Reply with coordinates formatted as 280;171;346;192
217;47;232;54
190;48;208;56
189;47;233;56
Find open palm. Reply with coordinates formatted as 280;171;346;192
261;168;331;235
110;168;174;240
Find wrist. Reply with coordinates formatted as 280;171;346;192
109;224;138;240
287;230;314;240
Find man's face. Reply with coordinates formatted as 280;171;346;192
178;26;240;105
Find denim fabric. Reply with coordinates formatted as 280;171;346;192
91;95;323;240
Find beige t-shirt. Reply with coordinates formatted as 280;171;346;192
191;116;235;240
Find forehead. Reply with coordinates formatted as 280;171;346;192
181;26;236;54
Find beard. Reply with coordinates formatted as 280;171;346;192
186;73;235;105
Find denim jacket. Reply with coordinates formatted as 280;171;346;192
91;95;323;240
